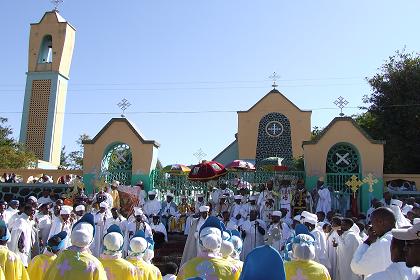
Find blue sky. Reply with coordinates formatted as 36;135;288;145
1;0;420;166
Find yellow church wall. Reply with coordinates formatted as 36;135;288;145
237;90;311;160
28;12;75;78
303;119;384;177
83;121;157;175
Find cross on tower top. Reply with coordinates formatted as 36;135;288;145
193;148;207;163
51;0;64;12
269;72;280;89
117;98;131;117
334;96;349;116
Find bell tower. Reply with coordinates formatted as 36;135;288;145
19;10;75;168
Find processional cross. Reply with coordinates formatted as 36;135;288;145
334;96;349;117
345;175;363;198
363;173;378;193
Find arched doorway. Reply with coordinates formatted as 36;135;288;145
325;142;361;215
101;143;133;186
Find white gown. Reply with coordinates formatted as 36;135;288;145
365;262;420;280
316;187;331;214
336;227;363;280
47;216;73;248
240;219;266;260
311;227;331;271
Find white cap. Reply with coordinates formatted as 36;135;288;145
130;237;148;254
99;202;108;209
303;212;318;225
166;192;174;198
134;207;143;216
28;196;37;203
60;206;72;215
196;193;204;198
293;215;301;222
234;195;243;200
71;222;94;248
103;232;124;252
199;206;210;212
111;180;120;187
148;190;156;195
391;199;403;208
75;205;85;212
272;211;282;217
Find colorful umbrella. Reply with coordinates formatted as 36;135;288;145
225;160;256;171
162;164;191;175
259;157;289;171
188;160;228;182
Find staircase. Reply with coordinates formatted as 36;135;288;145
153;233;187;271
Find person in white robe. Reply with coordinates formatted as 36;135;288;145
326;216;341;279
4;200;19;224
240;209;266;260
180;205;209;266
365;222;420;280
351;207;395;277
211;181;234;207
160;193;178;231
213;195;230;217
258;180;277;224
315;178;331;214
35;203;52;250
124;207;152;256
9;204;36;266
0;201;12;226
38;189;53;205
74;204;85;221
90;202;109;257
104;207;127;232
279;180;294;219
151;215;168;242
265;210;292;253
230;195;247;227
301;210;331;271
221;210;238;231
243;195;259;219
143;191;162;221
47;205;74;249
335;218;363;280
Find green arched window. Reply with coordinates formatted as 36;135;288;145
101;143;132;185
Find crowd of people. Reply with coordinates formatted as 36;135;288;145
0;177;418;279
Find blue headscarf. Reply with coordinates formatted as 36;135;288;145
240;245;286;280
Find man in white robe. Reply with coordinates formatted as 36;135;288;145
315;178;331;214
211;181;234;207
143;191;162;221
90;202;109;257
302;210;330;270
240;209;266;260
160;193;178;231
151;215;167;242
48;205;74;249
326;216;341;279
230;195;247;227
104;207;126;231
265;210;292;253
124;207;152;256
4;200;19;224
335;218;362;280
35;203;52;249
74;204;85;221
180;205;209;266
351;207;395;277
365;222;420;280
38;189;53;205
9;204;35;266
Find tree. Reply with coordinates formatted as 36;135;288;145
0;117;36;168
311;126;324;140
361;50;420;173
68;134;90;169
60;146;71;169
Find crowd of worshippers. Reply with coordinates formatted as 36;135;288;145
0;178;418;279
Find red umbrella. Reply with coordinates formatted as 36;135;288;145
225;160;256;171
188;160;228;182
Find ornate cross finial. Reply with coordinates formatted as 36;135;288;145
363;173;378;193
51;0;64;11
117;98;131;117
268;72;280;89
193;148;207;163
345;175;363;198
334;96;349;116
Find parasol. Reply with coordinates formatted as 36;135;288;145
225;160;256;171
162;164;191;175
259;157;288;171
188;160;228;182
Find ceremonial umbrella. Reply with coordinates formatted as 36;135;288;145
162;164;191;175
259;157;288;171
188;160;228;182
225;160;256;171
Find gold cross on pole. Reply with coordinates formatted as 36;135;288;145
345;175;363;198
363;173;378;193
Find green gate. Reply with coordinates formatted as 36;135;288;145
101;143;133;186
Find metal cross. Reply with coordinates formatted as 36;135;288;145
336;152;350;165
268;123;281;136
117;98;131;117
51;0;64;11
269;72;280;89
363;173;378;193
334;96;349;116
115;150;127;162
345;175;363;198
193;148;207;163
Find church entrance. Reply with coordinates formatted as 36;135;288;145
101;143;133;186
325;143;361;215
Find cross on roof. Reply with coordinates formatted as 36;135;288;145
51;0;64;11
193;148;207;163
269;72;280;89
117;98;131;117
334;96;349;116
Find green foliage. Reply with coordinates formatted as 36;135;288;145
67;134;90;169
290;156;305;171
311;126;324;140
155;159;163;170
0;117;36;169
363;50;420;173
